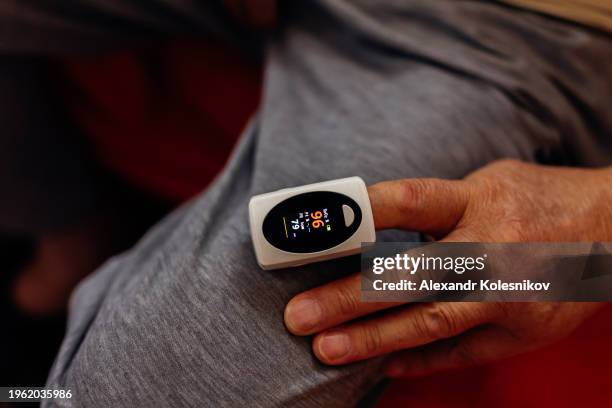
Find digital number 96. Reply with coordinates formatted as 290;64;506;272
311;211;325;229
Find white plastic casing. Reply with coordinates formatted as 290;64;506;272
249;177;376;270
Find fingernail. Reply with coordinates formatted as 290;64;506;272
318;332;351;362
384;361;406;378
285;298;323;333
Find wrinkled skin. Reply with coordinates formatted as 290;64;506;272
284;159;612;378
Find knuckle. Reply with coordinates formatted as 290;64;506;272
360;325;384;356
398;178;462;218
398;178;447;216
398;179;427;212
414;304;457;340
334;284;361;317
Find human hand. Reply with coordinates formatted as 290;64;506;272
284;160;612;377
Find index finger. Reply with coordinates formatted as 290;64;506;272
368;178;470;238
284;273;401;336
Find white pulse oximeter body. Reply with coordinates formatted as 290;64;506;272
249;177;376;270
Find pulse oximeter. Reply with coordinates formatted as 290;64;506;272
249;177;376;270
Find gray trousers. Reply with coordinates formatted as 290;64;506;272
2;1;611;407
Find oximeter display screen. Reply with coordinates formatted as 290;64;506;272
285;207;333;239
263;191;362;253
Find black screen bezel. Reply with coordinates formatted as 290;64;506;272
262;191;363;253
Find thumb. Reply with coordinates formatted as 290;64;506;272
368;178;470;238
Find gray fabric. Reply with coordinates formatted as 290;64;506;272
10;0;610;406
